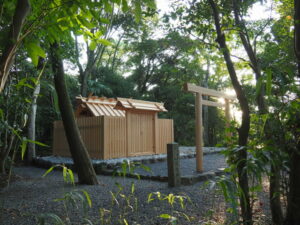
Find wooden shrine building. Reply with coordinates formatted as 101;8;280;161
53;96;174;159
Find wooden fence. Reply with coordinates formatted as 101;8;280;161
53;116;173;159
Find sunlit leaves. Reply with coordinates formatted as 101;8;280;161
24;41;46;67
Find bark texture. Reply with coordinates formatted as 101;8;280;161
50;42;98;185
0;0;30;92
208;0;252;224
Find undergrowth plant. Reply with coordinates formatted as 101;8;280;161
210;115;283;224
38;164;92;225
39;160;195;225
147;191;192;225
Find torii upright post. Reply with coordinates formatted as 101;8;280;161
183;83;235;173
195;92;203;172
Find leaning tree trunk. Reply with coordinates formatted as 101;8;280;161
208;0;252;224
0;0;30;92
284;1;300;222
50;42;98;185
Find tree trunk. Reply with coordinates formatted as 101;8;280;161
111;34;124;73
285;144;300;225
0;0;30;92
208;0;252;224
75;36;95;97
231;0;283;223
0;134;15;174
203;58;210;146
270;164;284;225
50;42;98;185
294;0;300;77
284;2;300;222
26;83;40;163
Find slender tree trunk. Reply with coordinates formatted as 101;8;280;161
285;2;300;221
231;0;283;223
203;58;210;146
208;0;252;224
0;0;30;92
111;34;124;73
285;143;300;225
0;135;15;174
26;83;40;163
75;36;95;97
26;58;45;163
294;0;300;75
50;42;98;185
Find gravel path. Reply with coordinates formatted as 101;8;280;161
130;153;227;177
0;164;272;225
0;166;227;225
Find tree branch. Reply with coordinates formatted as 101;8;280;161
0;0;30;92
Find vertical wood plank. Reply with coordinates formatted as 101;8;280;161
195;93;203;172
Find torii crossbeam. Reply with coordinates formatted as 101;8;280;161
183;83;236;172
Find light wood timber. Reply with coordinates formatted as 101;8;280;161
53;116;173;159
183;82;236;173
202;99;225;108
195;93;203;172
184;83;236;100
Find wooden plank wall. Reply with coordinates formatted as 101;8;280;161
127;112;155;157
156;119;174;154
52;117;104;158
53;116;174;159
53;121;69;157
103;116;127;159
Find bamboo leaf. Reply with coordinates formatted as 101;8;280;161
97;39;112;46
63;166;67;181
67;168;75;185
42;166;56;177
25;41;46;67
147;193;154;202
37;213;64;225
159;214;172;219
26;139;49;147
89;41;97;51
21;137;27;160
82;218;94;225
81;190;92;208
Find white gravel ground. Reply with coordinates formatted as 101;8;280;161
0;166;226;225
0;165;272;225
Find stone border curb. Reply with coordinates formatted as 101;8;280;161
33;147;227;185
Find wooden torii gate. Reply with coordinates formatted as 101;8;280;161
183;83;236;172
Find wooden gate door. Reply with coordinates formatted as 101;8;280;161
127;112;155;156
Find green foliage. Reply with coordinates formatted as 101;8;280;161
37;213;65;225
43;165;75;185
147;192;191;224
89;67;135;98
113;159;152;179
